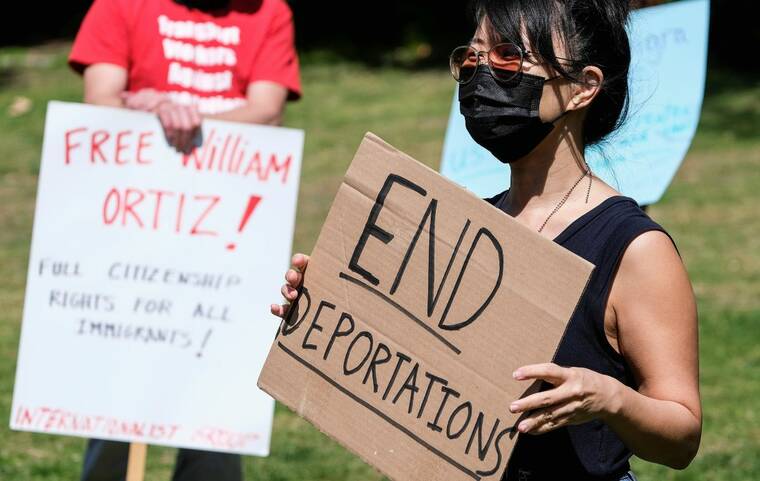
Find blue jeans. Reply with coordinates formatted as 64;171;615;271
80;439;242;481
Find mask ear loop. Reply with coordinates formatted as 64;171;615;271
542;73;565;114
552;108;573;123
542;75;579;124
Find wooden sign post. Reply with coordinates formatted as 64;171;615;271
126;443;147;481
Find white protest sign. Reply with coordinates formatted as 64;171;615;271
10;101;304;456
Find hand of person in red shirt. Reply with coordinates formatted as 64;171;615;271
121;88;167;113
155;101;202;154
122;89;201;154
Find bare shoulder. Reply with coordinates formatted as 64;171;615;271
619;229;682;277
610;228;696;338
588;176;623;204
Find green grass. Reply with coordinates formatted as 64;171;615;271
1;43;759;480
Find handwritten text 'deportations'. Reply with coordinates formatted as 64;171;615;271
258;133;593;481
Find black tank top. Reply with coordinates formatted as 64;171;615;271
486;193;670;481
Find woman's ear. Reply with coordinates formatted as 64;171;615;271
567;66;604;111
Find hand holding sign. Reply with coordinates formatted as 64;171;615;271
156;100;202;154
121;88;202;153
271;253;310;318
121;89;166;112
508;363;619;435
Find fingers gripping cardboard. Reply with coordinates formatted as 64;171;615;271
258;133;593;481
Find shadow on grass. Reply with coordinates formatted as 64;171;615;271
0;66;20;89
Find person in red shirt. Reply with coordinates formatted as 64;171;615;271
69;1;300;480
70;0;301;152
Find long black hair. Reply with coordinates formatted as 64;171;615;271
471;0;632;147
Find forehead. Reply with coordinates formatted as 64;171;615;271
472;13;569;60
472;15;527;48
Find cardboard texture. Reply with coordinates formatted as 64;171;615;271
258;133;594;481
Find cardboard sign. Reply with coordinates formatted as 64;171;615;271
440;0;710;206
10;101;303;456
258;134;593;480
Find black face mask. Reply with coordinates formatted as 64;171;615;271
459;66;563;164
174;0;231;11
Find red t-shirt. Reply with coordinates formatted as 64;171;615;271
70;0;301;114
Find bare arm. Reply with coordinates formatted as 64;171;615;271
603;230;701;468
510;230;701;470
207;81;289;126
82;63;127;107
83;64;288;150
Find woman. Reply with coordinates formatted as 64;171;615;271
271;0;701;479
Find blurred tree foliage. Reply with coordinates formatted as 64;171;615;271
0;1;756;72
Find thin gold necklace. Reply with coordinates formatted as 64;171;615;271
537;168;593;233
